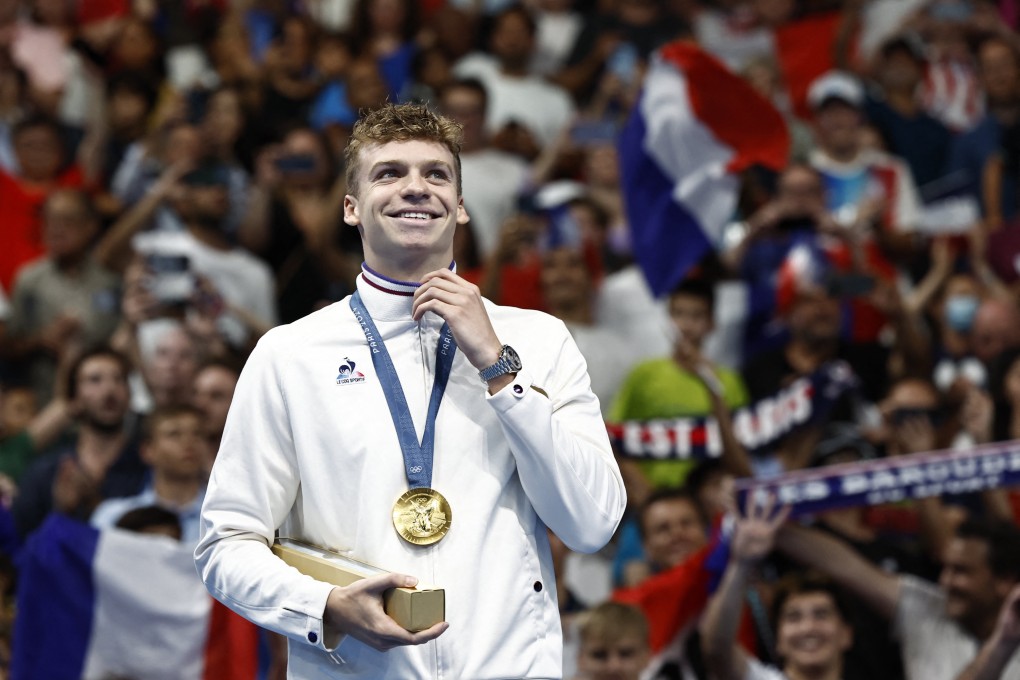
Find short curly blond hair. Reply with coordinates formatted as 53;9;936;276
344;103;464;196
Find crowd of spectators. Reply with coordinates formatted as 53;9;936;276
5;0;1020;677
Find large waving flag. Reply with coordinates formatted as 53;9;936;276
13;514;259;680
619;41;790;296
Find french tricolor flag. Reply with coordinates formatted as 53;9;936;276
619;41;790;295
13;515;258;680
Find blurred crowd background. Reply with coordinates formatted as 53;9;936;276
5;0;1020;677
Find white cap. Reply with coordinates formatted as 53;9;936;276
807;71;864;110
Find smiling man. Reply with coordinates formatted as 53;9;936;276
701;499;852;680
195;103;625;679
773;512;1020;680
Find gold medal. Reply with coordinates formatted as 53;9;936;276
392;488;452;545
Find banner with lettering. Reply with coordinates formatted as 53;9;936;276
735;439;1020;517
606;361;860;460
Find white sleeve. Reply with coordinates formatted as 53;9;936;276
744;657;789;680
194;330;339;652
892;574;944;642
485;322;626;553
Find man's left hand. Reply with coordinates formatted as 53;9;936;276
412;269;503;372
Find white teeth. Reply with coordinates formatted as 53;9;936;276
397;212;432;220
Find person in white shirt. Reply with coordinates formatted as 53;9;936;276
195;103;625;678
454;5;575;152
438;78;529;257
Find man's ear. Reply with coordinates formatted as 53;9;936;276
343;195;360;226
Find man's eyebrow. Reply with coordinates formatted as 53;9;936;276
368;159;453;173
368;160;406;173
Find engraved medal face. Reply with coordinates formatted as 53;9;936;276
392;488;452;545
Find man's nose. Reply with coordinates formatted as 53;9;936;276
400;171;429;197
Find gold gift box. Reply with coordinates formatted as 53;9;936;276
271;539;445;632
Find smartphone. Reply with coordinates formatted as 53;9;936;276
826;273;876;298
146;254;194;305
274;154;318;174
571;119;618;146
606;43;640;85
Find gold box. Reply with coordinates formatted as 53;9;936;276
271;539;445;632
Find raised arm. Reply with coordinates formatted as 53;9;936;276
776;523;901;619
413;270;626;553
701;495;791;680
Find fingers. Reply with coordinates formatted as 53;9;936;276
360;572;418;594
408;621;449;644
770;504;792;528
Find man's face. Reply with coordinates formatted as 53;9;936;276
775;592;851;675
881;50;923;91
541;247;590;312
142;413;208;479
181;183;230;228
192;366;237;441
43;192;97;262
777;167;825;219
13;125;63;183
346;59;390;112
146;328;199;402
344;139;468;272
641;498;706;570
788;288;842;346
491;12;534;70
75;357;130;431
939;538;1011;631
979;40;1020;106
441;87;486;149
577;634;649;680
669;293;713;348
812;101;862;158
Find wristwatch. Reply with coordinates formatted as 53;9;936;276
478;345;522;383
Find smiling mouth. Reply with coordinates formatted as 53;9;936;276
392;211;437;220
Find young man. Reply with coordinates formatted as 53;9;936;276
776;512;1020;679
91;404;209;544
195;103;625;678
610;277;749;501
701;498;853;680
12;346;146;538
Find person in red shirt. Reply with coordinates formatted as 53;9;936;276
0;114;84;291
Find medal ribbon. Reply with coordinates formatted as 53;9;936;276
350;291;457;489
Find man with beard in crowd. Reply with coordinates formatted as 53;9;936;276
12;346;147;538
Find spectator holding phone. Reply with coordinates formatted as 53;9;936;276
98;157;278;350
454;5;575;158
241;126;360;323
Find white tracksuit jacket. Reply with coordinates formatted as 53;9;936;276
195;267;626;679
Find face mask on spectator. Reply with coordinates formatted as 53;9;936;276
945;294;980;332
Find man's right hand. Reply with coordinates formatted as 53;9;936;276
732;493;790;567
324;573;449;651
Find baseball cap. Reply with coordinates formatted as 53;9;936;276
808;71;864;111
